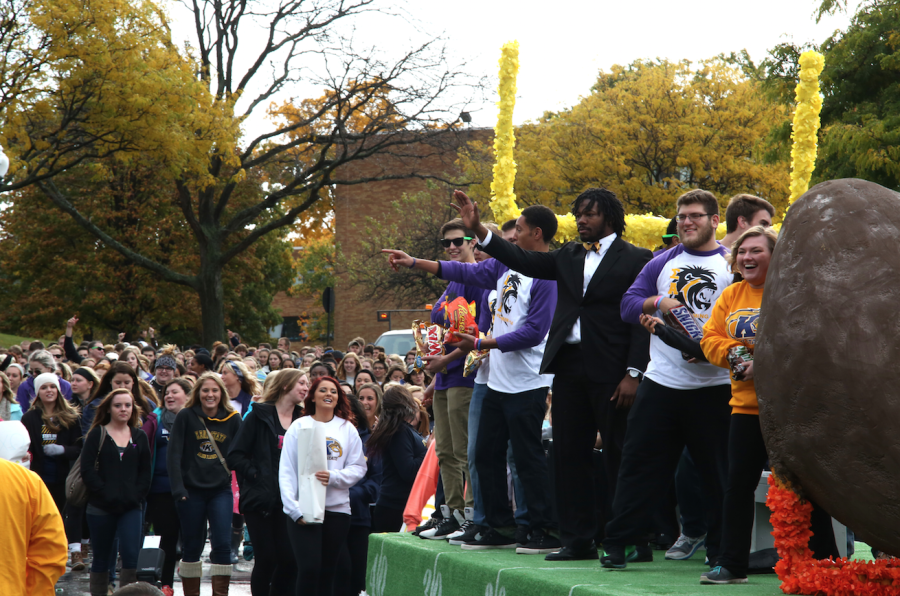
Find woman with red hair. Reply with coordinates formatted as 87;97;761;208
279;376;366;596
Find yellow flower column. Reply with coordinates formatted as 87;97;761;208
490;41;522;224
788;51;825;205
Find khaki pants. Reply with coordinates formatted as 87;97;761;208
432;386;473;512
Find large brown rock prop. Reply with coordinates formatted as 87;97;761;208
756;178;900;557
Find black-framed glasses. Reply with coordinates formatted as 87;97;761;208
440;237;474;248
675;213;715;223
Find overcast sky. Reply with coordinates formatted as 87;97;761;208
165;0;857;132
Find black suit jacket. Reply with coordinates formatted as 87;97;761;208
483;234;653;384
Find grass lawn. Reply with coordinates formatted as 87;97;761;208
0;331;58;348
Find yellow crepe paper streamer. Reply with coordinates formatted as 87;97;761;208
788;51;825;205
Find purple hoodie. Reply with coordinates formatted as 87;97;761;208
16;375;74;411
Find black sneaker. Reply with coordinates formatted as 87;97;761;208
700;566;748;584
600;545;627;569
516;529;562;555
424;509;464;540
461;528;517;550
413;516;441;537
515;525;530;547
625;544;653;563
449;523;484;546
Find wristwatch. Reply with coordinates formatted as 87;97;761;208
628;369;642;380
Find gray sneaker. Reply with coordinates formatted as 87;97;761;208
665;533;706;560
701;566;748;584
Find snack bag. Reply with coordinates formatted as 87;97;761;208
412;320;445;374
463;333;489;377
441;296;479;344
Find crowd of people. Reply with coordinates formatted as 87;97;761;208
0;185;844;596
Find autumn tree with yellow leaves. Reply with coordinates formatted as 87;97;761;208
460;58;791;223
0;0;476;344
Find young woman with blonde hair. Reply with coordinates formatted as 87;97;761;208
336;352;362;386
228;370;308;595
167;373;241;596
0;370;19;421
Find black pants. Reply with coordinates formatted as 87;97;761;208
476;385;553;532
245;510;296;596
145;492;181;587
345;525;370;596
286;511;351;596
604;378;731;563
551;343;627;549
371;504;405;534
717;414;839;577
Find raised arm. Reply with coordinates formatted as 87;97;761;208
64;317;84;365
451;190;558;280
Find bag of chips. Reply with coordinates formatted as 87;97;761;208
463;334;489;377
412;320;445;374
441;296;479;344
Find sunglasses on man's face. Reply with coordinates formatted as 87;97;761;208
440;237;474;248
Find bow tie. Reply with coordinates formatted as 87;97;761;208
583;242;601;253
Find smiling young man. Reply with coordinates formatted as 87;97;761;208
718;194;775;251
410;218;488;540
450;188;652;561
384;205;560;553
601;189;735;570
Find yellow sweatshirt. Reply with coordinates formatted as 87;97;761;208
701;280;763;415
0;458;68;596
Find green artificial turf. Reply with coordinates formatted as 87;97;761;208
367;533;789;596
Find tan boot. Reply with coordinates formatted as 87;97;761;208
209;563;232;596
179;561;203;596
70;550;86;571
119;568;137;587
89;571;109;596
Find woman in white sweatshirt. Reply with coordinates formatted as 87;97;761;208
279;375;366;596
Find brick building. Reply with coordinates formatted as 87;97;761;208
270;128;490;349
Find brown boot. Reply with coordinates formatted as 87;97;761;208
89;571;109;596
119;568;137;586
179;561;203;596
209;563;232;596
70;550;86;571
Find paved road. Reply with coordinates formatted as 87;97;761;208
54;545;254;596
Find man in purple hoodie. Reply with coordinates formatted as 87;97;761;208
385;205;560;553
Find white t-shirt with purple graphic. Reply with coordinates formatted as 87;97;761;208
621;244;733;390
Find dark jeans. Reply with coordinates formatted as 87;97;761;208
244;510;296;596
717;414;839;577
176;487;233;564
475;385;552;532
87;508;143;572
146;492;181;586
551;343;627;549
345;525;370;596
371;504;405;534
286;511;351;596
604;379;731;564
676;448;709;538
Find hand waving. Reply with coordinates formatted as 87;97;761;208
450;190;481;233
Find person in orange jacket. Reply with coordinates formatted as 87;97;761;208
0;457;68;596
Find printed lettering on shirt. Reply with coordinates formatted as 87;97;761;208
278;434;284;450
198;440;218;460
667;266;719;321
194;429;227;442
326;437;342;460
41;424;58;445
726;308;760;346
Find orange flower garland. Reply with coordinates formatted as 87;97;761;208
766;474;900;595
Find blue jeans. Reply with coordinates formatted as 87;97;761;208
86;509;143;572
467;382;488;526
176;487;233;564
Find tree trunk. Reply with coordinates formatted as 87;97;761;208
197;261;226;347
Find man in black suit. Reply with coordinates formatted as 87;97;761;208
451;188;652;560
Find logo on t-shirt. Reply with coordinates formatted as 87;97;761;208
326;437;342;460
41;424;58;445
726;308;760;345
668;266;718;313
500;273;522;314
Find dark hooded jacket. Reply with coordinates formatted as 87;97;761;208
226;402;302;514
